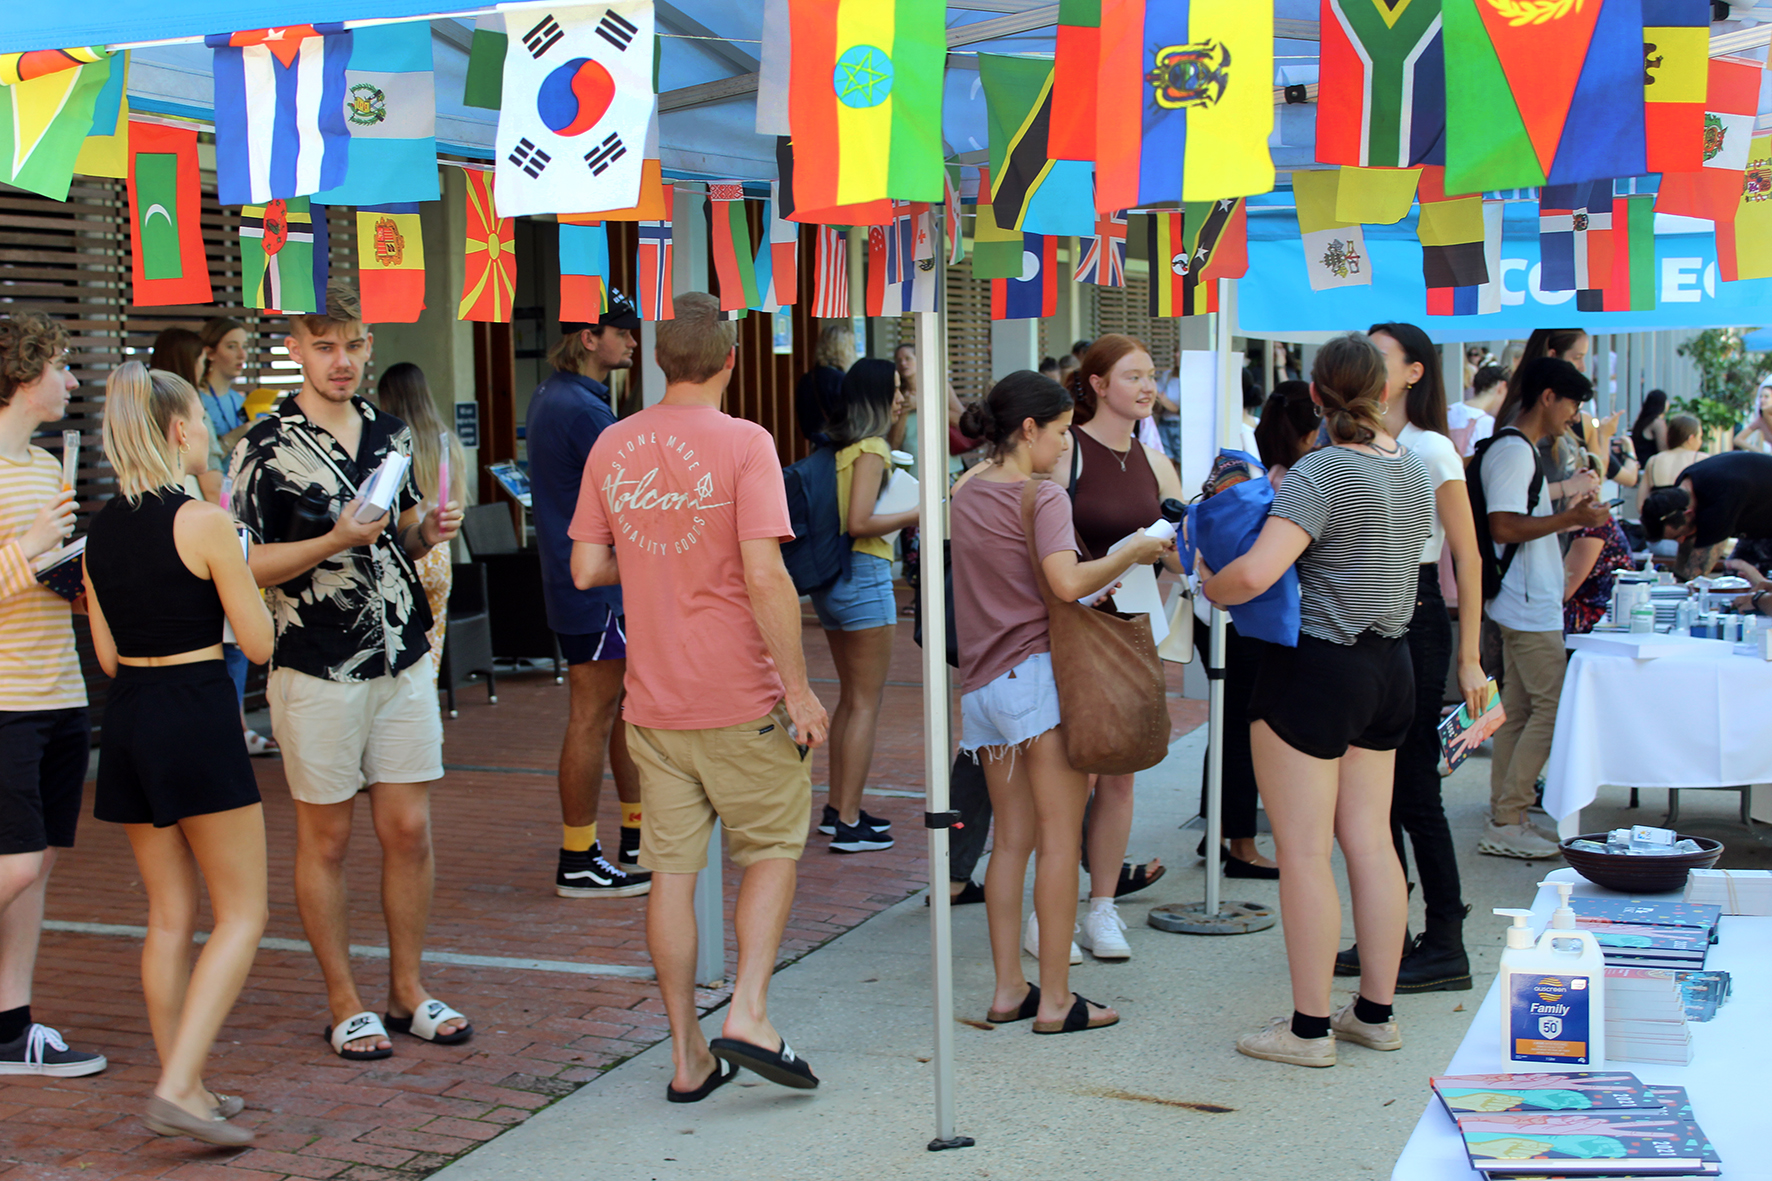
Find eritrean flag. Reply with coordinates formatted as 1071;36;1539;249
356;203;425;323
786;0;944;220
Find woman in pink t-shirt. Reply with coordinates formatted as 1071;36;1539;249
951;372;1170;1036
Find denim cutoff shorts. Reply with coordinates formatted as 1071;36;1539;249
960;651;1063;754
810;551;897;631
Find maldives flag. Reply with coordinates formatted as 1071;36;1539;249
126;120;211;307
1316;0;1445;169
1656;57;1763;223
786;0;944;218
990;232;1056;320
458;168;515;322
1049;0;1100;161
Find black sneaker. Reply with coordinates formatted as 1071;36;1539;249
1395;934;1473;993
829;820;894;854
556;844;652;898
817;805;891;836
0;1023;106;1077
618;825;643;873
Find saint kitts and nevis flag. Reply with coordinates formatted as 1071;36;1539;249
312;21;440;206
126;120;211;307
0;47;115;201
240;197;329;314
1315;0;1445;170
357;204;426;323
978;53;1094;237
207;25;353;207
1094;0;1273;211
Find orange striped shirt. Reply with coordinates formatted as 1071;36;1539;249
0;447;85;711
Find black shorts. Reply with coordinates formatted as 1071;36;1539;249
1248;631;1414;761
555;608;627;666
95;662;260;827
0;707;89;854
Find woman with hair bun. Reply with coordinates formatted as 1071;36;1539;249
1199;333;1433;1069
952;371;1171;1035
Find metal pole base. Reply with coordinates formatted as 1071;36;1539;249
1146;901;1277;935
928;1135;977;1152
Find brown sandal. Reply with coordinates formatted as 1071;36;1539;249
986;983;1040;1024
1032;993;1119;1034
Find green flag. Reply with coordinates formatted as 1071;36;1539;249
971;167;1023;280
134;152;183;280
0;54;111;200
463;16;505;110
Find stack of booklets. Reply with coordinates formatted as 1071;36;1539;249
1432;1073;1720;1177
1568;898;1716;972
1605;969;1693;1065
1685;867;1772;916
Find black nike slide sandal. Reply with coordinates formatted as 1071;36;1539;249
709;1036;820;1089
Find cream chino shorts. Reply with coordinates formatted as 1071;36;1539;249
269;662;444;805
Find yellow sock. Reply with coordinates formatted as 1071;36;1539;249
563;823;597;853
621;803;642;829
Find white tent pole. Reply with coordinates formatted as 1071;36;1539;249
916;306;969;1152
1204;278;1240;918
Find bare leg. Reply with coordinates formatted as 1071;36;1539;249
1252;720;1343;1019
1085;773;1158;900
291;796;387;1055
0;848;52;1012
719;857;797;1048
610;716;640;806
559;660;627;829
823;626;895;826
1336;746;1407;1008
980;747;1035;1015
1024;732;1111;1027
125;825;199;1081
372;781;465;1039
646;870;717;1092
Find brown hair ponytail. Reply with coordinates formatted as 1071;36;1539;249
1068;332;1148;426
1311;333;1388;446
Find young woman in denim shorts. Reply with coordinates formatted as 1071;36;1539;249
951;371;1170;1035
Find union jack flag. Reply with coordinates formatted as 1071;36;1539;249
1075;208;1128;287
637;190;674;321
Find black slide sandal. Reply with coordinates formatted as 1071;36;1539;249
666;1058;737;1103
709;1036;820;1089
1115;861;1167;899
986;982;1041;1024
1032;993;1119;1035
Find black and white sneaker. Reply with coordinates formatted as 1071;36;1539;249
0;1023;106;1077
556;844;652;898
816;805;892;836
829;820;894;854
618;825;643;873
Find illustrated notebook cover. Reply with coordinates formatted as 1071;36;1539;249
1438;678;1504;771
1462;1115;1713;1175
1431;1073;1660;1116
1570;898;1721;944
32;536;84;602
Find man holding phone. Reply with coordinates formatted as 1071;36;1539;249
231;282;466;1060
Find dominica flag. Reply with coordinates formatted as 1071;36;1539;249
126;120;211;307
1717;133;1772;283
459;168;516;322
810;224;850;319
970;166;1024;281
708;182;762;313
356;203;426;323
1604;192;1656;310
1293;170;1370;291
1180;197;1246;315
557;217;611;321
786;0;945;218
0;48;113;200
208;25;353;207
1316;0;1445;169
1075;208;1128;287
74;50;129;179
1655;57;1763;223
1095;0;1273;211
990;232;1056;320
1538;180;1614;307
241;197;329;314
313;22;439;206
1334;164;1421;225
463;15;505;109
979;53;1094;236
1147;212;1186;317
1442;0;1645;195
1642;0;1711;173
636;185;674;321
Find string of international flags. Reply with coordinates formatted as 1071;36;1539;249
0;0;1768;324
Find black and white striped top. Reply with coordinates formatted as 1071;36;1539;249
1268;445;1435;645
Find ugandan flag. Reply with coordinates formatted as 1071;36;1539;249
1146;212;1186;317
458;168;515;322
241;197;327;314
357;203;425;323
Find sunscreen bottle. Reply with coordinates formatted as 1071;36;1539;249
1496;882;1607;1068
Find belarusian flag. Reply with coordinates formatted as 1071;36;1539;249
970;166;1023;280
708;182;761;313
1604;193;1656;310
1049;0;1100;161
1316;0;1445;169
787;0;945;217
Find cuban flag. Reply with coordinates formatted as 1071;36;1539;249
637;189;674;321
207;25;353;207
1075;209;1128;287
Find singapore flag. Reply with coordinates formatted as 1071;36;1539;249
494;2;656;217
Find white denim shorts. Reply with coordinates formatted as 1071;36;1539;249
960;651;1062;755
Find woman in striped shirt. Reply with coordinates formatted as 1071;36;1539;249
1199;333;1433;1070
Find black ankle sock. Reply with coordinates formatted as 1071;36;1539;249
1353;995;1393;1025
1291;1010;1331;1040
0;1004;30;1043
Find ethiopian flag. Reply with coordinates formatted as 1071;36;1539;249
786;0;945;218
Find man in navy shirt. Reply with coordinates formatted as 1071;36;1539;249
527;292;650;898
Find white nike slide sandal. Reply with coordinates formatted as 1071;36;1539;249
386;999;473;1046
325;1011;392;1060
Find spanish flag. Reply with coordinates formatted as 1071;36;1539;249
786;0;945;218
357;204;425;323
1718;133;1772;283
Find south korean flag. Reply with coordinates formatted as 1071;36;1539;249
494;2;656;217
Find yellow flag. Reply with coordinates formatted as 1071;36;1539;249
1720;134;1772;282
1179;0;1274;201
1335;165;1421;225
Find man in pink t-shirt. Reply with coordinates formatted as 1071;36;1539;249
570;292;829;1099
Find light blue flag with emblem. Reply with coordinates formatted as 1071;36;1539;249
313;22;439;206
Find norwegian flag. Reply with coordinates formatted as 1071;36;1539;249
1075;208;1128;288
811;224;849;319
636;187;674;321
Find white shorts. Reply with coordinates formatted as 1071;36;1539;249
960;652;1062;755
269;662;443;805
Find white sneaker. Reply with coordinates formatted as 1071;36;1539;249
1477;820;1562;860
1022;910;1082;965
1076;902;1131;961
1331;999;1403;1051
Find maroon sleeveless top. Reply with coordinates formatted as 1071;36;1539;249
1071;428;1161;560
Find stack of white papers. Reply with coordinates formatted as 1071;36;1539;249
1685;868;1772;915
355;452;411;523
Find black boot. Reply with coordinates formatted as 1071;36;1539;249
1333;929;1411;979
1395;932;1473;993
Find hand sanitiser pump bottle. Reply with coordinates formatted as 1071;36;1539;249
1495;882;1607;1068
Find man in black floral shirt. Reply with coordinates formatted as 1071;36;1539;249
232;282;466;1060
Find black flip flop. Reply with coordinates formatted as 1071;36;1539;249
1115;861;1167;899
709;1036;820;1089
666;1058;737;1103
1032;993;1119;1035
924;880;986;907
986;982;1041;1024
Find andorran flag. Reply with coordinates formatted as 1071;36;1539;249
126;120;211;307
459;168;516;321
786;0;946;217
1095;0;1273;211
357;204;425;323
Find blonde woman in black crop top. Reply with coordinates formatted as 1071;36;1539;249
82;363;272;1146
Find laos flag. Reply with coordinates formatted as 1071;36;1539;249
207;25;353;207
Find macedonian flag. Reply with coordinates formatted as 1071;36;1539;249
357;203;425;323
458;169;515;322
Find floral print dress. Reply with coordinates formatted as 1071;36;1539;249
1564;520;1634;635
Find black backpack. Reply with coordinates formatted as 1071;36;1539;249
1467;426;1545;602
780;445;852;594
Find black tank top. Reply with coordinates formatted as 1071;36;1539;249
85;489;227;658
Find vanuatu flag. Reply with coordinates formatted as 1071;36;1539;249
979;53;1094;236
458;168;515;322
1050;0;1101;161
357;204;425;323
786;0;945;217
241;197;328;314
126;120;211;307
1096;0;1273;211
0;50;112;200
1642;0;1710;173
990;232;1057;320
1604;193;1656;310
1316;0;1445;169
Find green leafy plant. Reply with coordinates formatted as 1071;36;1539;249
1674;328;1771;437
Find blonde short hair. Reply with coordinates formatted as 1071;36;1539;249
654;292;735;384
103;361;198;502
291;279;364;338
813;320;854;370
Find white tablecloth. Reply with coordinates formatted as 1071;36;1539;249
1392;869;1770;1180
1544;646;1772;836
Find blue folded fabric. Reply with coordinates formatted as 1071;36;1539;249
1184;449;1301;647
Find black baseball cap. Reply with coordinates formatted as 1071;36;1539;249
561;288;641;334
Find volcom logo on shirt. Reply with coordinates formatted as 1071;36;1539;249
601;430;732;555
